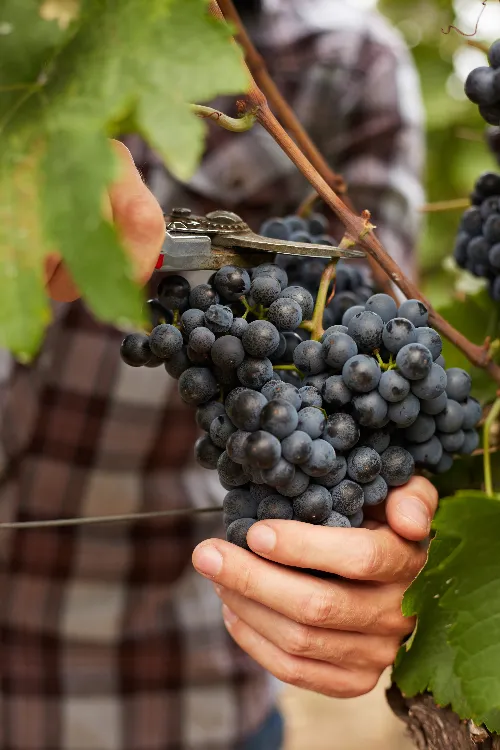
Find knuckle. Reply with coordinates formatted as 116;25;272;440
354;671;381;697
286;624;315;657
232;564;257;600
356;536;384;579
276;657;308;689
373;639;401;669
300;588;337;627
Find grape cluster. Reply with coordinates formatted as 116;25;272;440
120;263;481;551
260;213;373;326
465;40;500;125
453;171;500;300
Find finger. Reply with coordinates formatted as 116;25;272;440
192;540;413;635
45;255;80;302
217;586;401;671
220;605;382;699
384;476;439;542
109;140;165;284
245;519;427;583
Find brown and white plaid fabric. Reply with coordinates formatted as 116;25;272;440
0;2;425;748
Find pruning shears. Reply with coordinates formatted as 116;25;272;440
155;207;365;271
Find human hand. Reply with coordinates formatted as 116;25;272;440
192;476;438;698
45;140;165;302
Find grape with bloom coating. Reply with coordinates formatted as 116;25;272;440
297;406;326;439
211;335;245;370
149;324;183;359
245;430;281;469
331;480;364;515
364;294;398;323
230;389;268;432
301;439;336;477
258;495;293;521
347;311;384;353
178;367;219;405
237;357;274;389
396;343;433;380
382;318;416;354
398;299;429;328
363;475;388;506
378;370;410;403
380;446;415;486
293;484;333;523
242;320;280;358
342;355;381;393
293;340;325;375
281;430;313;465
120;333;152;366
322;413;359;452
214;265;251;302
347;446;382;484
260;399;299;439
226;518;257;550
267;298;303;330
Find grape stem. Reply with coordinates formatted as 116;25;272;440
420;198;470;213
273;364;304;377
374;350;397;372
310;260;338;341
210;0;500;385
483;395;500;497
190;104;257;132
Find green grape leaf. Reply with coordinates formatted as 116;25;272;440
437;287;500;404
394;492;500;732
0;0;248;358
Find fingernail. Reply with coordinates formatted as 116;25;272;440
222;604;239;626
193;545;223;577
397;497;430;532
247;524;276;553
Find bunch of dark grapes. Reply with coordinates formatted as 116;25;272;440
120;263;481;551
453;171;500;300
259;213;373;327
465;40;500;125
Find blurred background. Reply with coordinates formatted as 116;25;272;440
281;1;499;747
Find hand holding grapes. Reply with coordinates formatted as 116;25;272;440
45;140;165;301
192;476;437;698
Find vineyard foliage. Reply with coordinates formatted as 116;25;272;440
0;0;247;359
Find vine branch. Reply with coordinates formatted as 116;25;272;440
209;0;500;385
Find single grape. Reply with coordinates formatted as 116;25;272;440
289;230;312;244
229;389;267;432
249;483;274;503
434;452;454;474
303;373;330;391
415;327;443;360
267;298;303;331
460;206;484;236
321;375;353;409
331;480;364;515
260;219;290;241
226;518;257;550
276;469;310;498
308;212;329;236
363;475;388;506
260;399;299;439
465;66;496;105
242;320;280;358
348;509;364;528
187;344;210;366
284;216;308;234
460;429;480;454
352;391;389;428
258;495;294;521
210;335;245;370
230;317;249;338
314;456;348;489
223;489;259;524
250;276;282;306
321;512;351;528
120;333;152;367
164;347;191;379
347;446;382;484
218;451;250;487
301;439;337;477
404;413;436;443
438;430;465;453
214;265;251;302
435;399;464;433
342;305;365;327
157;275;191;312
359;429;391;454
322;413;360;452
435;355;446;369
420;390;448;416
364;294;398;323
378;370;410;403
411;363;447;400
261;381;302;410
204;304;233;334
149;324;184;359
196;401;226;432
489;243;500;270
342;355;381;393
281;430;313;465
189;284;219;311
380;446;415;486
244;430;281;469
293;340;325;375
408;436;443;467
484;214;500;244
226;430;251;464
347;311;384;353
189;327;215;356
298;386;323;409
237;357;274;389
181;308;205;336
462;398;482;430
322;332;358;370
445;368;472;402
194;435;223;469
382;317;417;354
489;41;500;69
388;392;420;428
209;413;237;449
293;485;333;524
297;406;326;439
178;367;219;405
262;458;296;488
321;325;349;341
279;286;314;318
396;343;433;380
252;263;288;290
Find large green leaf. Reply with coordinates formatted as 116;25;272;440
0;0;248;358
394;492;500;732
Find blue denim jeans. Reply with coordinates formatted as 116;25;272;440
240;708;284;750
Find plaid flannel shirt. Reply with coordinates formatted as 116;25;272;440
0;2;425;748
